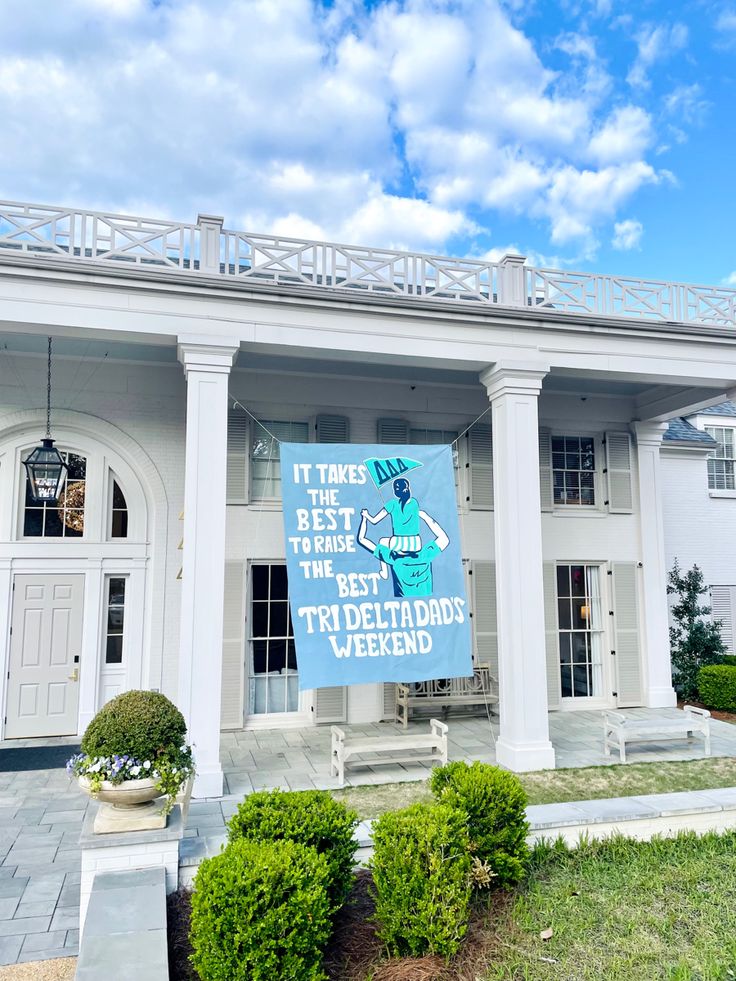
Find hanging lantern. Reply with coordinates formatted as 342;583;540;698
22;337;68;504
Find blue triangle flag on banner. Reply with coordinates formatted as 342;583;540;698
364;455;423;489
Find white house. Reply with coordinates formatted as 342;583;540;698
2;199;736;797
662;403;736;647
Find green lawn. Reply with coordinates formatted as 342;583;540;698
332;756;736;819
480;832;736;980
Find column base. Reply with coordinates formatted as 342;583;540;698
193;762;224;799
645;686;678;708
496;737;556;773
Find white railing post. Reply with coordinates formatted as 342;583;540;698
498;254;528;307
196;213;224;274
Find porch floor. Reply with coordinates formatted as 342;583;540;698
220;707;736;795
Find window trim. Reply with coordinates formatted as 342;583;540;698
103;574;127;666
249;419;310;505
555;561;611;707
246;560;304;719
550;433;603;513
705;425;736;491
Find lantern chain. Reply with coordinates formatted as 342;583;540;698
46;336;52;438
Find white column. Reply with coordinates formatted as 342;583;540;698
481;365;555;772
178;337;238;798
634;421;678;707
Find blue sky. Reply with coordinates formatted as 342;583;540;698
1;0;734;285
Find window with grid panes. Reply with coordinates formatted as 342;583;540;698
248;564;299;714
104;577;126;664
23;451;87;537
556;564;604;698
250;421;309;500
551;436;595;506
706;427;736;490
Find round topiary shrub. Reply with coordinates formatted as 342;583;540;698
430;760;529;887
227;789;358;908
190;838;332;981
71;690;193;811
369;802;471;958
81;689;187;762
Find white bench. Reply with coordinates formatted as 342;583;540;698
603;706;711;763
331;719;448;787
395;664;498;728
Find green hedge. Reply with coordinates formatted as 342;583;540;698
190;838;331;981
722;654;736;667
369;802;471;958
227;789;357;907
430;760;529;887
698;664;736;711
81;690;187;762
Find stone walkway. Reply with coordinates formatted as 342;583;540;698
1;707;736;964
219;708;736;794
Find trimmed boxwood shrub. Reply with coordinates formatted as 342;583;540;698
190;838;331;981
369;802;471;958
698;664;736;711
430;760;529;887
227;789;358;907
80;689;187;762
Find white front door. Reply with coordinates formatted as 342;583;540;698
5;574;84;738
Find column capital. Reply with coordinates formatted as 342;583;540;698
480;362;549;402
177;335;239;375
633;420;669;447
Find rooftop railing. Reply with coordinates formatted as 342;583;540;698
1;199;734;328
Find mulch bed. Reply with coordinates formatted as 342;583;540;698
167;871;515;981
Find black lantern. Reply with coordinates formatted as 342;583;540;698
22;338;68;503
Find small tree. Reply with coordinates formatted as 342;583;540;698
668;560;725;700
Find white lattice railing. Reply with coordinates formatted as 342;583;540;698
1;199;735;328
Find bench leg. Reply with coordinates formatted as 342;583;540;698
704;729;711;757
619;734;626;764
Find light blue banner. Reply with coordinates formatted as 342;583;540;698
281;443;473;691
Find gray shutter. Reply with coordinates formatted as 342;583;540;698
316;414;350;443
539;428;553;512
382;683;397;720
313;686;347;724
710;586;734;653
470;561;497;679
543;562;560;709
312;416;349;716
466;424;493;510
612;562;643;706
226;408;249;503
221;561;245;728
606;432;634;513
377;418;410;443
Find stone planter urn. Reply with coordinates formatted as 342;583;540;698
79;776;167;834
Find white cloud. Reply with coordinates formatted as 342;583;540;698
627;22;688;88
715;9;736;46
725;271;736;286
588;106;652;164
612;219;643;250
0;0;677;258
663;84;709;124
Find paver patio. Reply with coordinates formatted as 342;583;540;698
0;708;735;964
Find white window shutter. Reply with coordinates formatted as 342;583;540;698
226;408;249;503
710;586;734;653
538;428;553;512
612;562;643;706
221;561;245;728
382;683;397;720
466;424;493;510
543;562;560;709
316;414;350;443
377;418;410;443
470;561;498;679
606;432;634;513
313;686;347;724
